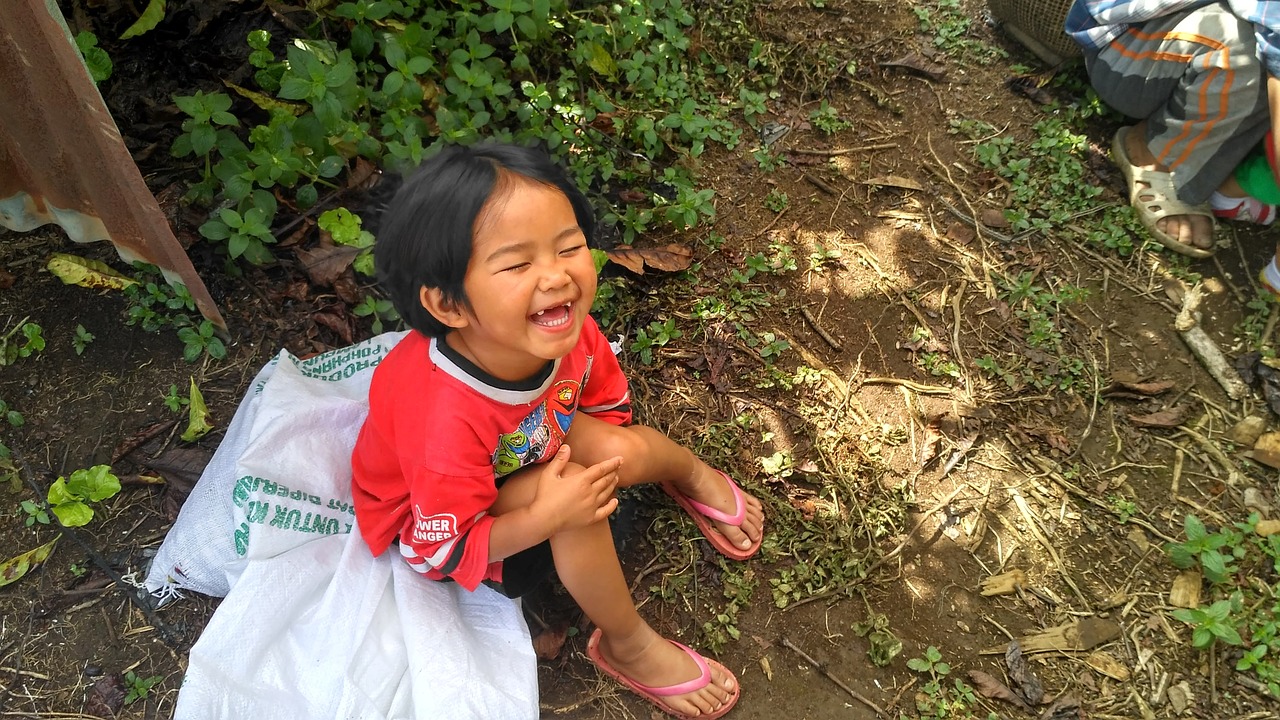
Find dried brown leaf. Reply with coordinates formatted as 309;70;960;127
1007;76;1054;105
879;53;947;82
1103;379;1176;397
532;625;568;660
1005;640;1045;705
312;309;355;344
1038;695;1081;720
347;157;379;190
84;673;126;717
0;268;14;290
618;189;648;204
605;244;694;274
863;175;923;192
1129;405;1188;428
980;208;1010;229
967;670;1030;711
946;222;976;244
296;244;361;287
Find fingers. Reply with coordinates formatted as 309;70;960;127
547;444;572;475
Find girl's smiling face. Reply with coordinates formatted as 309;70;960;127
421;175;597;382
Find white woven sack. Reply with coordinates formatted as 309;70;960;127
175;526;537;720
145;332;406;597
145;331;539;719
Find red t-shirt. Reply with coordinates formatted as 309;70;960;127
351;315;631;590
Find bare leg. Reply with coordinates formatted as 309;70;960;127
489;468;737;715
566;414;764;552
551;518;736;715
1126;119;1215;251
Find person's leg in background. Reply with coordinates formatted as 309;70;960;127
1085;1;1269;256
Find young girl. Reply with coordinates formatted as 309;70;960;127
350;143;765;719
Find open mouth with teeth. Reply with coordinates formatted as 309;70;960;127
530;302;573;328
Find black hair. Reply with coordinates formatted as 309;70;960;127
374;143;596;338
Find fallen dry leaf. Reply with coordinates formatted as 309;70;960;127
604;244;693;274
1038;695;1081;720
84;673;126;717
1006;640;1044;705
617;189;648;204
967;669;1030;711
0;268;14;290
347;157;379;190
1128;405;1188;428
946;222;976;244
312;308;355;345
296;244;361;287
863;175;923;192
879;52;947;82
0;535;61;588
1102;379;1176;397
531;625;568;660
980;208;1010;229
1085;651;1131;681
1007;76;1054;105
46;253;138;292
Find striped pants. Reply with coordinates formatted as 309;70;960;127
1085;1;1269;204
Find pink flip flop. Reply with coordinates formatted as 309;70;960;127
661;471;762;561
586;628;740;719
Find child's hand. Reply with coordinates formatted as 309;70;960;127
533;445;621;533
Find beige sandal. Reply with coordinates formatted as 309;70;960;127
1111;127;1215;258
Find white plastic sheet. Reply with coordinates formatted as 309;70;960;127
145;333;538;719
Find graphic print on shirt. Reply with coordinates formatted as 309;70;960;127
492;377;582;476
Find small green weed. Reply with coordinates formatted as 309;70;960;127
162;384;190;413
177;320;228;363
46;465;122;528
753;148;786;173
1165;513;1280;696
809;101;850;135
69;562;87;578
1;319;45;366
74;31;113;83
906;646;993;719
20;500;50;527
318;207;375;276
912;0;1006;64
1165;514;1238;584
1108;494;1138;522
0;397;23;429
764;188;789;213
72;324;95;355
630;318;682;365
353;295;400;334
124;671;164;705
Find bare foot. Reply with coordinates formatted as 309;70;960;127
675;464;765;552
600;625;737;717
1124;124;1214;252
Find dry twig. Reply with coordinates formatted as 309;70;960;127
780;636;886;717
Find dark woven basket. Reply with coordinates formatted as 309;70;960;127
989;0;1081;65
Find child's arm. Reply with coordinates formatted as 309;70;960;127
487;445;621;561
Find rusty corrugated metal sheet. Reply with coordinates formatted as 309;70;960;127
0;0;226;330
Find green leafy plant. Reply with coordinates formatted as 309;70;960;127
124;671;164;705
318;208;375;275
1108;494;1138;522
177;320;228;363
353;295;400;334
20;500;50;528
162;384;190;413
1;319;45;366
630;318;682;365
46;465;122;528
1171;598;1243;649
1165;514;1237;584
72;324;95;356
0;398;23;429
74;32;113;83
809;100;850;134
764;188;789;213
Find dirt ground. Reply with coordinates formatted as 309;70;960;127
3;0;1280;718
